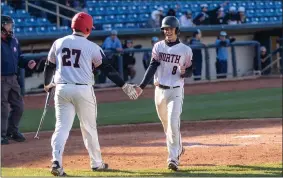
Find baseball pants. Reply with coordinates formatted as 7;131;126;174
1;75;24;136
154;86;184;164
51;84;103;168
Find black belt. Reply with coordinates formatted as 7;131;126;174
158;84;180;89
57;83;87;85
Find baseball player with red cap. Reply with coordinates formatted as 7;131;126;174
44;12;138;176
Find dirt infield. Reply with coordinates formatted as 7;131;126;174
1;119;282;170
1;77;282;170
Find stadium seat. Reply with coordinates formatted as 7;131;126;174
276;8;282;16
15;10;30;18
125;23;138;29
246;10;255;17
237;2;247;8
36;27;47;34
106;6;117;15
251;17;259;23
24;27;35;35
129;6;138;13
246;2;255;9
266;9;275;17
255;1;265;9
275;1;282;7
117;6;128;15
104;15;115;23
127;14;138;22
138;5;148;13
102;24;112;31
15;27;23;34
14;18;23;27
256;9;265;17
264;1;275;8
259;17;269;23
25;18;38;27
3;9;14;16
48;26;58;33
139;13;150;21
37;18;51;26
117;15;127;23
87;7;95;15
269;16;279;22
114;23;124;29
95;7;105;15
86;0;97;7
58;26;71;32
93;16;104;24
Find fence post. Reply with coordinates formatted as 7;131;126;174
204;46;211;80
25;0;28;12
256;44;261;71
56;4;60;28
117;54;124;80
231;45;237;77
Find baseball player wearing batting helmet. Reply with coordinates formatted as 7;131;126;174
136;16;193;171
44;12;139;176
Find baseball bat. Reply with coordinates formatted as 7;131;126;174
34;87;54;139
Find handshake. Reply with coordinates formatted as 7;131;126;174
121;83;143;100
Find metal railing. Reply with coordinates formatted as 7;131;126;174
25;0;79;27
20;40;261;94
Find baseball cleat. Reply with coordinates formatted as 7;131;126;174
7;131;26;142
92;163;109;171
51;161;67;177
168;160;178;171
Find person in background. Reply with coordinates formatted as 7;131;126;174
142;37;159;84
254;46;271;75
147;7;164;28
143;36;159;70
193;1;228;25
99;30;123;83
237;7;246;24
212;7;225;24
179;10;195;27
215;31;236;79
122;39;137;82
189;29;203;80
1;15;36;144
223;6;238;25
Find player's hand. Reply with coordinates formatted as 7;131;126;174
28;60;36;69
44;83;55;92
122;83;138;100
180;65;186;75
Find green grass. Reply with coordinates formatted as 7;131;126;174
2;163;282;177
19;87;282;132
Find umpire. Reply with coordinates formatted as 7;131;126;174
1;15;36;144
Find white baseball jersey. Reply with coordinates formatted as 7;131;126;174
152;40;193;87
47;34;103;85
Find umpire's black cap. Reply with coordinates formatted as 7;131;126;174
1;15;14;26
1;15;14;37
160;16;180;30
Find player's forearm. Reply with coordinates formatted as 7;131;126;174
44;60;56;85
97;61;125;87
139;60;160;89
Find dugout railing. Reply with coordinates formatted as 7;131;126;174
20;40;261;94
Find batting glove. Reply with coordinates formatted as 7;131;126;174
122;83;138;100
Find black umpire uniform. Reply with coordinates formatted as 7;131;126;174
1;15;32;144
